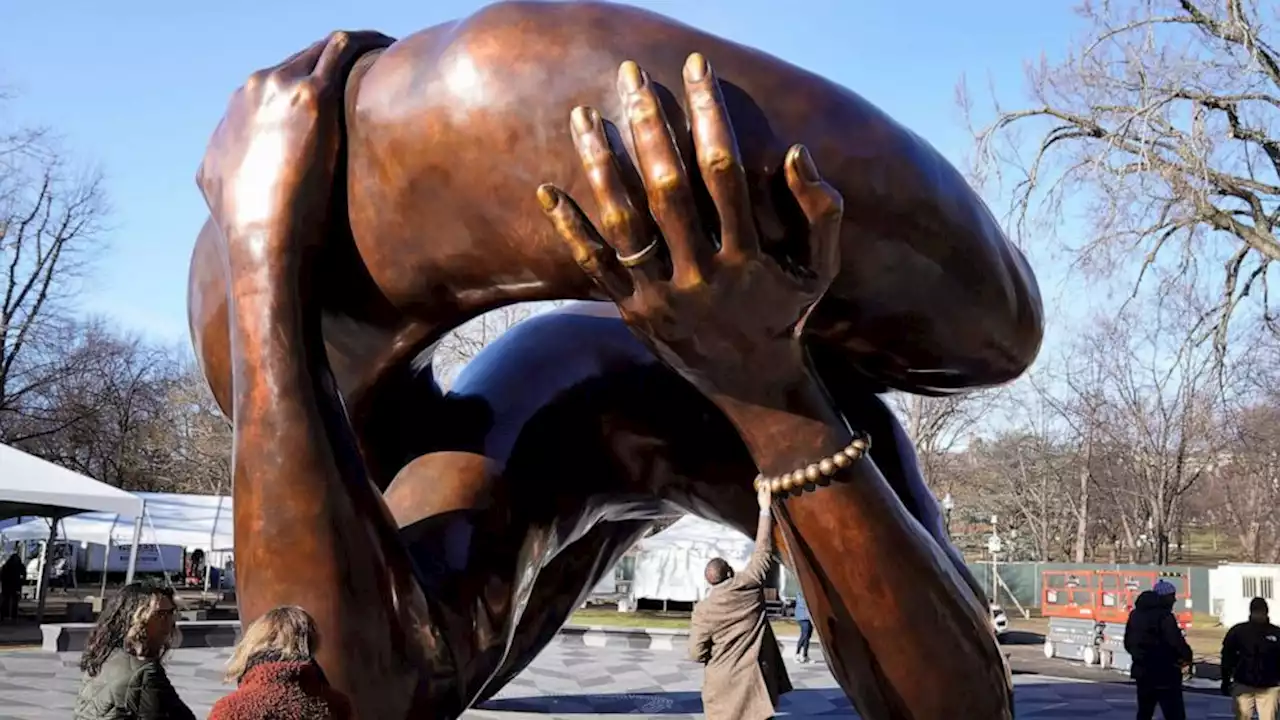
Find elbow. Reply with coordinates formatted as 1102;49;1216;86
945;241;1045;390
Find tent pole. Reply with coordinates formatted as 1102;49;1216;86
34;519;57;625
101;514;119;598
142;507;170;587
62;519;77;591
100;537;112;598
124;514;144;584
204;495;222;596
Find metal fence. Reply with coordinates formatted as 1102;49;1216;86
966;561;1212;616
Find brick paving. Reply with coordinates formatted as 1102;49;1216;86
0;643;1236;719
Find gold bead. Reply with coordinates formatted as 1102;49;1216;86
780;474;796;491
819;458;837;476
770;478;784;493
805;464;821;482
833;452;852;469
840;448;858;464
852;436;870;452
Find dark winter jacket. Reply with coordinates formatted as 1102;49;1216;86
1222;617;1280;689
0;554;24;592
208;659;351;720
1123;590;1193;688
73;651;196;720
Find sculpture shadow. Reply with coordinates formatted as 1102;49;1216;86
999;629;1045;646
478;680;1235;716
480;687;853;716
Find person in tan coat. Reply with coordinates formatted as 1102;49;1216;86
689;484;793;720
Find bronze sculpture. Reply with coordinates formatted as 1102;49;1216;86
188;3;1042;718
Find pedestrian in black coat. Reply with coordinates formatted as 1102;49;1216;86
1124;582;1192;720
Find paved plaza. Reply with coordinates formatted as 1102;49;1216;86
0;643;1234;719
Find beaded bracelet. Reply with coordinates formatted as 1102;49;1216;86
752;433;872;496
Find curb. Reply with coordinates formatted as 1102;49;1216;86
558;624;822;655
37;621;822;654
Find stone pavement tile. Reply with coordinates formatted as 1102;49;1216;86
0;642;1243;719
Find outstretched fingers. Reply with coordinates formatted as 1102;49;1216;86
618;61;708;286
569;106;664;284
784;145;843;289
682;53;758;260
537;184;632;300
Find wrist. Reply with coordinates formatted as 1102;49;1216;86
710;370;853;476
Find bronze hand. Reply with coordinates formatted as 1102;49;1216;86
197;30;393;250
537;54;843;402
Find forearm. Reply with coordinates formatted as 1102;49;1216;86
709;363;853;477
711;366;1008;716
754;508;773;548
222;228;456;699
227;251;372;542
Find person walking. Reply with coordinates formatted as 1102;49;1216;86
1222;597;1280;720
689;483;792;720
793;588;813;664
210;605;351;720
73;582;195;720
1124;580;1192;720
0;552;25;621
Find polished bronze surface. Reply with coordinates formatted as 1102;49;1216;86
189;3;1038;719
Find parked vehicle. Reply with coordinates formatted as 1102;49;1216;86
991;603;1009;636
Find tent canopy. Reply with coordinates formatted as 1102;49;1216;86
0;444;143;521
630;515;754;603
0;492;233;551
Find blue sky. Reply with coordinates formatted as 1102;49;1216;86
1;0;1082;345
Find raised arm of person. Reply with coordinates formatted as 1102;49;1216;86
737;484;776;589
194;31;459;719
538;54;1013;719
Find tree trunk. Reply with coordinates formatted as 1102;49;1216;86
1073;461;1090;563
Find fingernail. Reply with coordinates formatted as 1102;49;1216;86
684;53;708;83
792;145;819;183
618;60;645;95
536;184;559;211
570;106;595;136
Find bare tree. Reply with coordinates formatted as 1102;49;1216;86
1028;338;1117;562
0;95;108;444
146;359;233;494
20;322;175;490
965;0;1280;354
1095;305;1219;563
1212;401;1280;561
432;301;565;387
891;390;1000;494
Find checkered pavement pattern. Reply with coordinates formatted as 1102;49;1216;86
0;644;1235;718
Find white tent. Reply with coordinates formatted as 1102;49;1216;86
0;444;143;520
630;515;755;603
0;492;233;552
0;444;147;621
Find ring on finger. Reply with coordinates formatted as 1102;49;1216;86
616;239;662;268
